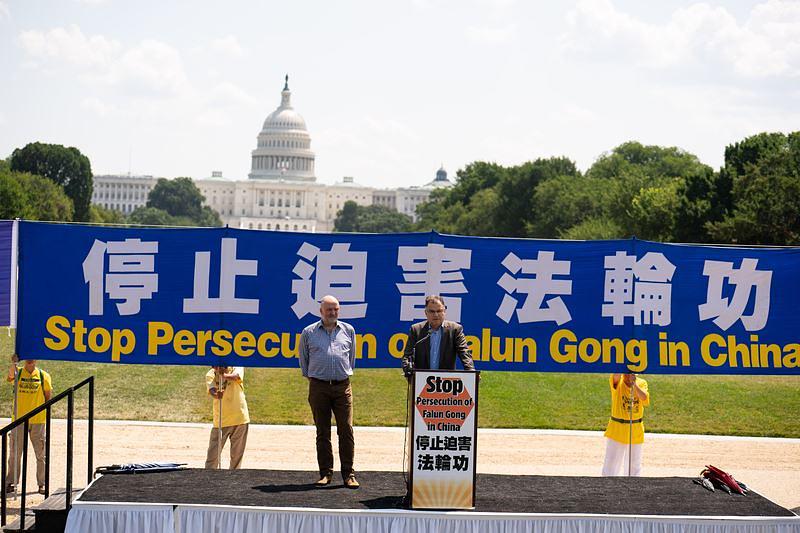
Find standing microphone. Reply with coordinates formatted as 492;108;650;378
402;332;431;504
405;334;430;377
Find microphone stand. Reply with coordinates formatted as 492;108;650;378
403;332;430;507
217;369;224;470
402;369;413;494
628;376;635;477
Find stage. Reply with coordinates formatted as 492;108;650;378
65;469;799;532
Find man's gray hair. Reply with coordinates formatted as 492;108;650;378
424;295;446;308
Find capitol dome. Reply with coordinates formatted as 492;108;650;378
248;76;316;182
262;104;307;130
422;165;454;189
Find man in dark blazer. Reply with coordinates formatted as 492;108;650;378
402;295;474;375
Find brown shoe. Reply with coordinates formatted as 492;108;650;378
38;486;46;495
315;474;332;486
344;474;360;489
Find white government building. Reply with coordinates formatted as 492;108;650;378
92;77;453;232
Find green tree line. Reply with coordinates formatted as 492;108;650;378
1;142;222;227
6;133;798;242
334;201;413;233
407;132;800;245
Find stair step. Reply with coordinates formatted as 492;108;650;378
2;488;83;532
2;510;35;533
33;488;82;513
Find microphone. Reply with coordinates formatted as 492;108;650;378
405;333;430;378
415;333;431;348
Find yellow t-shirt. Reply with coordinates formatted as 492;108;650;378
7;367;52;425
205;367;250;428
604;374;650;445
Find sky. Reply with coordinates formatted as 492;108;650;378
0;0;798;189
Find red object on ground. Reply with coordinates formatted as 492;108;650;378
701;465;746;495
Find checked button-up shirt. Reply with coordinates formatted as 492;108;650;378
299;320;356;381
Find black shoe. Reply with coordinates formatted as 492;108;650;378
5;485;15;494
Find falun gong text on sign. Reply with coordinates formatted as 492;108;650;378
8;220;800;374
410;370;478;510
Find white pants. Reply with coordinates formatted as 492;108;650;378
601;438;642;476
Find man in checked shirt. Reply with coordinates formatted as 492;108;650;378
299;295;360;489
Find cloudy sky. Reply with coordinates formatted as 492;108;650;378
0;0;798;188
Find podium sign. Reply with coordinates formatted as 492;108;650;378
410;370;478;509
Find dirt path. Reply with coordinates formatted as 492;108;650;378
5;421;799;512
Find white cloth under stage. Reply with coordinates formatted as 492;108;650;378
65;501;800;533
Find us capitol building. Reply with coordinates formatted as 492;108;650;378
92;77;453;232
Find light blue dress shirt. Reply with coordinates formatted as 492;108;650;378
429;327;442;370
299;320;356;381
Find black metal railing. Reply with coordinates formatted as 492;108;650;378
0;376;94;529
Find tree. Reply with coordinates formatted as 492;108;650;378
356;205;413;233
587;141;706;181
0;167;74;221
0;171;28;220
334;201;360;232
450;188;501;236
529;174;608;238
10;142;93;221
89;204;126;224
415;158;580;237
707;161;800;244
560;217;624;240
708;132;800;245
148;177;204;219
145;177;222;227
582;141;714;242
17;172;75;221
628;179;682;242
494;157;580;237
414;188;464;233
722;132;800;178
196;206;223;227
673;166;727;243
442;162;507;208
128;207;175;226
333;201;413;233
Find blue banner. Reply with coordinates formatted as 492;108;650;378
0;220;13;328
13;220;800;374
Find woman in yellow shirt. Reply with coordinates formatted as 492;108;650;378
601;373;650;476
204;366;249;469
6;357;52;494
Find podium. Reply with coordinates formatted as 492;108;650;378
408;369;479;510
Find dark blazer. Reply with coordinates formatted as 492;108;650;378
402;320;474;373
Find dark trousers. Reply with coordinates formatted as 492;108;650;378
308;378;354;479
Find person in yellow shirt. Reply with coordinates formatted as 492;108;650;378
204;366;250;469
6;357;52;495
601;373;650;476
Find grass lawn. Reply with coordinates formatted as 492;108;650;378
2;327;798;437
0;352;797;437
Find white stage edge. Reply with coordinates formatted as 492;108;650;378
65;500;800;533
